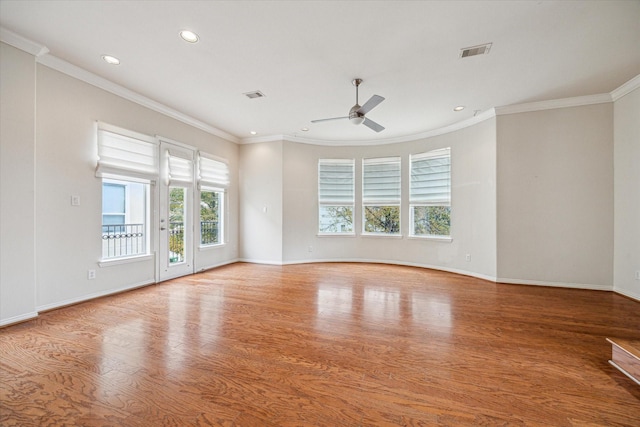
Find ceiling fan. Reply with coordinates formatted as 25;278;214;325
311;78;385;132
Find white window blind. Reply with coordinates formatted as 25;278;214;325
363;157;401;203
97;128;159;181
410;148;451;204
168;151;193;184
318;159;355;204
198;154;230;188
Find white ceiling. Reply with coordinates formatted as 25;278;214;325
1;0;639;144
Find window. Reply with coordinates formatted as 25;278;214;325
410;148;451;238
97;125;157;259
198;154;229;246
101;179;149;258
102;182;125;227
318;159;355;234
362;157;401;235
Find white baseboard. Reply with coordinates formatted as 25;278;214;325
196;258;242;272
496;277;612;291
0;311;39;327
36;279;155;313
613;287;640;302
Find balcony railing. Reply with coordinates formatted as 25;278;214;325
201;220;219;245
101;221;220;260
102;223;144;258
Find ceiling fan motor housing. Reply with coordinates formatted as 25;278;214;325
349;105;365;125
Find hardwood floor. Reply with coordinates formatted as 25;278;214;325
1;262;639;426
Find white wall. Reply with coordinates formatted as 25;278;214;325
239;141;283;264
0;42;37;325
496;104;614;289
613;85;640;300
33;63;239;311
280;118;497;280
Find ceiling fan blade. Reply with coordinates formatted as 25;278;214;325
357;95;385;115
311;116;349;123
363;117;385;132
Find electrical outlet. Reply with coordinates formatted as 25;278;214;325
87;269;96;280
635;271;640;280
465;254;471;262
308;246;313;252
71;195;80;206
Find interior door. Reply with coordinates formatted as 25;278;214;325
159;141;195;281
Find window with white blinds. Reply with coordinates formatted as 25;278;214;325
96;127;159;182
410;148;451;238
410;148;451;204
197;153;228;247
97;124;153;260
318;159;355;234
168;151;193;185
363;157;401;204
362;157;401;235
198;154;230;189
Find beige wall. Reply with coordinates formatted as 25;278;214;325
0;43;37;324
613;86;640;300
33;63;239;311
496;104;614;288
239;141;283;263
1;36;637;326
280;118;497;280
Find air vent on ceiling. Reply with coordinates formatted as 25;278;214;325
460;43;492;58
244;90;265;99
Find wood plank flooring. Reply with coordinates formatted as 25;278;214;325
1;262;639;426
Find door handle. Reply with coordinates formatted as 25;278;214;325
160;227;166;231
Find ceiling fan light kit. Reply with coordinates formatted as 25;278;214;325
312;78;386;132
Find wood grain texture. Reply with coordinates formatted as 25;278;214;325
1;262;639;426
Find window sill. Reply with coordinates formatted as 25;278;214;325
361;233;403;239
317;233;356;237
99;254;154;267
408;235;453;242
198;243;226;251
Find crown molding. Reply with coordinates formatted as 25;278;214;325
0;27;49;56
36;54;239;144
239;109;497;146
495;93;612;116
611;74;640;101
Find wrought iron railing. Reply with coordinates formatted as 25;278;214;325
102;221;220;260
102;223;144;258
201;220;219;245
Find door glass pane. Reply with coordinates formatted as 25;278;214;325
169;187;186;264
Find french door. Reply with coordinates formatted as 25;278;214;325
159;141;195;281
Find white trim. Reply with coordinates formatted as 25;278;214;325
496;277;612;291
608;361;640;386
0;311;39;328
237;258;284;266
98;253;154;268
195;258;240;272
613;287;640;303
611;74;640;101
36;54;238;143
0;27;49;56
239;109;497;146
276;258;498;282
36;279;155;313
407;235;453;242
495;93;612;115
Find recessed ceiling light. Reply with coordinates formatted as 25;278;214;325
250;131;257;135
179;30;199;43
453;105;465;112
301;127;309;132
101;55;120;65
